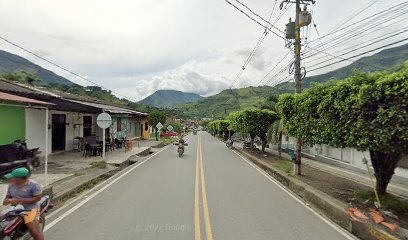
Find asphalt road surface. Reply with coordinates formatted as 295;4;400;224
45;132;354;240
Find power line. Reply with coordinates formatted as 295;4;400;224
224;0;285;40
304;26;408;65
304;13;408;63
324;0;379;36
307;38;408;73
305;1;408;50
233;0;284;33
229;31;268;88
303;6;408;60
256;50;291;85
0;35;138;102
228;0;284;88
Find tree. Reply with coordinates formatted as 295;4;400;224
2;71;41;85
149;110;166;141
229;109;278;152
164;121;182;133
277;64;408;195
267;119;285;157
215;120;230;138
200;119;210;129
208;120;230;138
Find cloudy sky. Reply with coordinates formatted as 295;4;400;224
0;0;406;101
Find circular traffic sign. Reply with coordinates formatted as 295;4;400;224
97;112;112;129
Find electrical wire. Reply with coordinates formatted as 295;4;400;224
228;0;285;88
303;7;408;60
233;0;284;33
0;35;138;102
305;1;408;53
307;38;408;73
224;0;285;40
304;26;408;66
256;50;292;86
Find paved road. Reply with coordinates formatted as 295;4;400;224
45;132;353;240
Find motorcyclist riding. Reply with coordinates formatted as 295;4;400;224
177;137;186;157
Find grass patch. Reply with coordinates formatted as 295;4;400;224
90;161;107;169
355;190;408;213
271;159;293;176
161;137;178;145
73;171;85;176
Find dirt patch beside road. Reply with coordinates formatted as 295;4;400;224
242;147;408;230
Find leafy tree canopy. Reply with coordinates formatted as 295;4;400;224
149;110;167;129
277;62;408;194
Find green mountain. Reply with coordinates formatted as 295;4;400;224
140;90;204;108
0;50;75;85
276;43;408;92
177;86;287;118
178;43;408;118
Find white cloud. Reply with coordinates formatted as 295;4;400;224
0;0;406;100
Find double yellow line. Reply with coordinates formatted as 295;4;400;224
194;135;214;240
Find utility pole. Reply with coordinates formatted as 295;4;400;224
282;0;314;175
294;0;302;175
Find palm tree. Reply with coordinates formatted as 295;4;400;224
267;118;285;157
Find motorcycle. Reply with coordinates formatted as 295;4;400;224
226;139;233;149
0;140;41;178
243;141;253;149
0;194;52;239
173;142;188;157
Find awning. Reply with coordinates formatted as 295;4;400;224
63;98;147;115
0;91;54;106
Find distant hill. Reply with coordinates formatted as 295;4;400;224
177;43;408;118
276;43;408;92
177;86;287;118
139;90;204;108
0;50;74;85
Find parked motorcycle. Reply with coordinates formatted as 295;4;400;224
0;140;41;178
226;139;233;149
242;141;253;149
0;194;52;239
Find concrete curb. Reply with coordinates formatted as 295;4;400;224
46;168;120;207
234;147;407;240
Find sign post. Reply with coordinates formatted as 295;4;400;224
156;122;163;141
97;113;112;159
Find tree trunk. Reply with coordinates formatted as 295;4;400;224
294;138;302;175
369;150;402;195
260;135;267;153
155;128;158;141
278;133;282;157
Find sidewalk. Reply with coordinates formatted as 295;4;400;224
235;142;408;199
0;140;161;206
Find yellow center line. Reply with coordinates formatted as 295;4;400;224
199;135;214;240
195;136;201;240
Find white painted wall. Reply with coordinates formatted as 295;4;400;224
25;108;46;155
280;134;407;179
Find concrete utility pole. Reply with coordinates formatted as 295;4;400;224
294;0;302;175
282;0;314;175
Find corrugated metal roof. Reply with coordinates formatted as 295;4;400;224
0;91;53;105
63;99;147;115
0;79;148;115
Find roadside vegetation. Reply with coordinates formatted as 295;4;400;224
210;62;408;197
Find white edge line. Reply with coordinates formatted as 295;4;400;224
232;150;358;240
44;144;171;232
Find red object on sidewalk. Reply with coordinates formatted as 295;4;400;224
160;132;177;138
